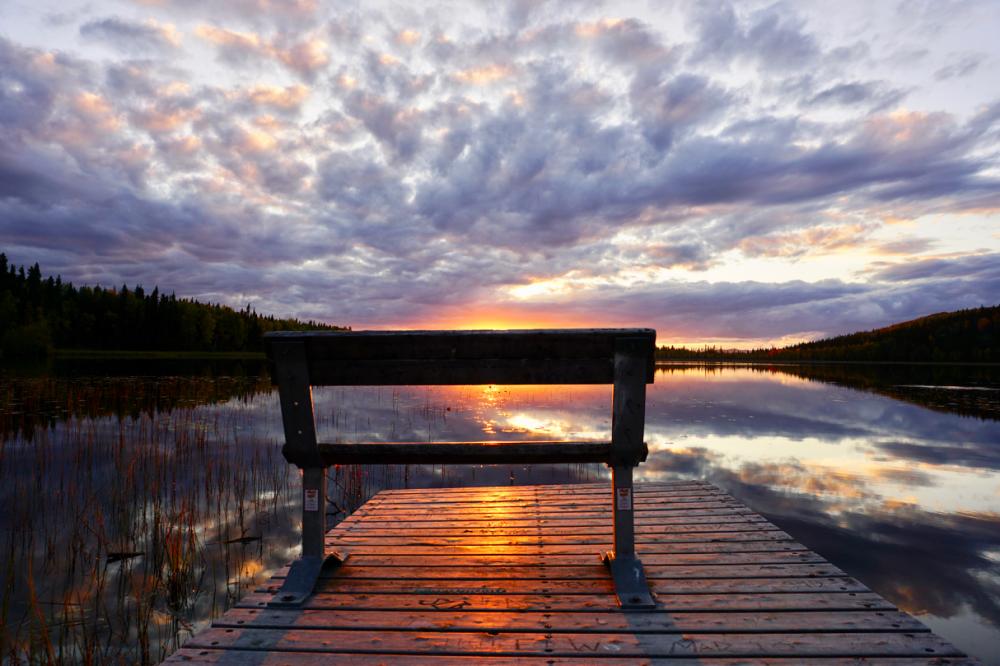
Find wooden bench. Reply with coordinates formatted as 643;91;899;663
263;328;657;608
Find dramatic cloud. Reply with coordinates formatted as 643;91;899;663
1;0;998;342
80;17;182;52
194;24;329;78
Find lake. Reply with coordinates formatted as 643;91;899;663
1;360;998;663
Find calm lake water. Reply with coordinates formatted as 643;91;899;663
1;360;998;663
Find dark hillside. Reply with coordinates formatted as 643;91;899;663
775;306;998;362
658;305;999;362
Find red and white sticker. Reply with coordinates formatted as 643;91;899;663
304;488;319;511
616;487;632;511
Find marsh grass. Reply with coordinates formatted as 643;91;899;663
0;374;309;664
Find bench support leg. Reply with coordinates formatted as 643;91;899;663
603;465;656;609
268;467;345;607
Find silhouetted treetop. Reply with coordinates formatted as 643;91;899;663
0;252;348;358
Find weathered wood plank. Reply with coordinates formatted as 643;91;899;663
373;482;719;495
328;531;794;546
338;504;753;525
237;590;896;612
341;509;748;524
370;484;713;500
214;607;927;634
306;576;869;595
319;542;810;556
284;563;845;581
182;627;963;658
265;328;655;363
338;500;752;527
317;550;826;567
308;358;619;385
375;480;703;492
334;521;778;535
271;560;841;580
347;497;744;517
335;508;768;529
338;521;772;534
166;649;976;665
363;491;731;505
316;441;612;464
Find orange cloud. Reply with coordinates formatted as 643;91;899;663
195;24;261;50
131;105;201;134
245;84;310;109
453;64;514;85
574;18;625;38
395;29;421;46
195;25;329;77
738;223;876;258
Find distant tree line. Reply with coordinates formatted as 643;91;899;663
0;253;348;358
657;305;999;363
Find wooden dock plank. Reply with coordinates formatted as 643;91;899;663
166;649;975;664
324;541;813;555
237;591;899;612
326;550;826;566
167;481;969;664
303;575;869;595
213;607;928;633
180;627;963;658
288;563;846;580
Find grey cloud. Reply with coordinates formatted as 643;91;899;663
806;81;907;111
341;91;424;162
590;17;674;69
870;253;1000;283
877;441;1000;471
127;0;319;30
934;53;987;80
80;17;180;53
318;149;409;221
630;74;731;150
0;38;95;132
360;50;435;100
644;107;1000;209
875;238;936;255
689;1;819;70
645;242;715;271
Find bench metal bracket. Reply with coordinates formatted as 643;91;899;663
267;550;349;608
603;550;656;609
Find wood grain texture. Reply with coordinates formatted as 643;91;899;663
166;481;968;664
165;650;976;665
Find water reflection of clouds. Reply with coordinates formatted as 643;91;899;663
877;440;1000;472
311;384;612;444
650;370;1000;447
642;446;1000;644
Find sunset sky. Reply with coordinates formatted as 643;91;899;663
1;0;998;346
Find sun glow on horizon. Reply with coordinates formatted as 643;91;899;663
374;306;593;332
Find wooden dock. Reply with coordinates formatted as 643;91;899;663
165;481;972;664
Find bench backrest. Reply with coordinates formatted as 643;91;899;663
264;328;655;385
